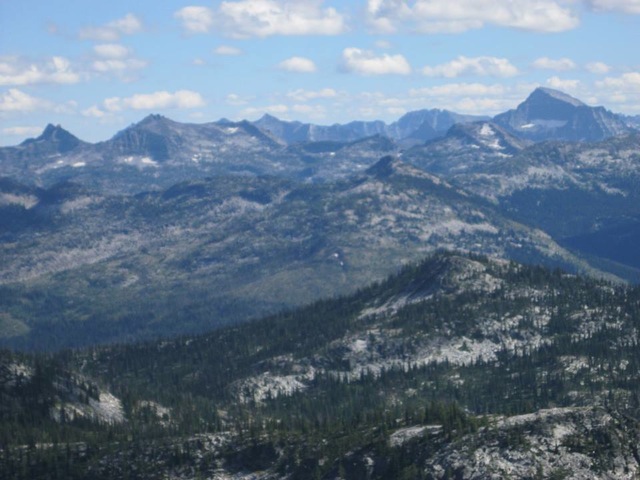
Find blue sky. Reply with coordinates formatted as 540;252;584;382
1;0;639;145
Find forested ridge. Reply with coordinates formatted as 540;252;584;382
3;252;640;478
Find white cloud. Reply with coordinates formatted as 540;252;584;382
2;126;42;137
90;44;147;78
596;72;640;91
405;82;533;114
278;56;317;73
341;48;411;75
366;0;413;33
585;0;640;14
0;89;50;112
80;13;142;41
422;56;518;78
532;57;577;71
92;58;148;73
0;56;81;86
214;45;244;56
174;6;214;34
586;61;611;74
366;0;579;34
102;90;206;112
180;0;346;38
93;44;130;59
286;88;338;101
546;76;580;90
82;105;108;118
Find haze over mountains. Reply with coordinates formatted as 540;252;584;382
1;86;640;351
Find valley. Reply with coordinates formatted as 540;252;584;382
1;87;640;478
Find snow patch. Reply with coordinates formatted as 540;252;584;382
479;123;494;137
0;193;38;209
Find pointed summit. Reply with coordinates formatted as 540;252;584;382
494;87;630;142
20;124;83;153
528;87;586;108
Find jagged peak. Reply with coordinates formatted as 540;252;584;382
38;123;76;140
135;113;171;127
20;123;83;152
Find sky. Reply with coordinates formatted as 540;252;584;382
0;0;639;145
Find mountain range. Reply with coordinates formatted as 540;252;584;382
2;86;640;478
1;86;640;351
0;87;636;194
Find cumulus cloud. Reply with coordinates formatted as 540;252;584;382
214;45;243;56
82;105;108;118
286;88;338;101
175;0;346;37
596;72;640;91
366;0;579;34
405;82;533;114
278;57;317;73
341;48;411;75
174;6;214;34
546;76;580;90
532;57;577;71
92;58;147;73
79;13;142;41
0;56;81;86
93;44;130;59
0;89;51;112
95;90;206;114
422;56;518;78
586;61;611;74
90;44;147;77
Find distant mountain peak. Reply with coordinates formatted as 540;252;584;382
530;87;586;107
494;87;630;142
37;123;74;140
259;113;281;122
20;123;83;153
135;113;171;128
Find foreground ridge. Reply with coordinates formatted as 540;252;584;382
2;253;640;478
